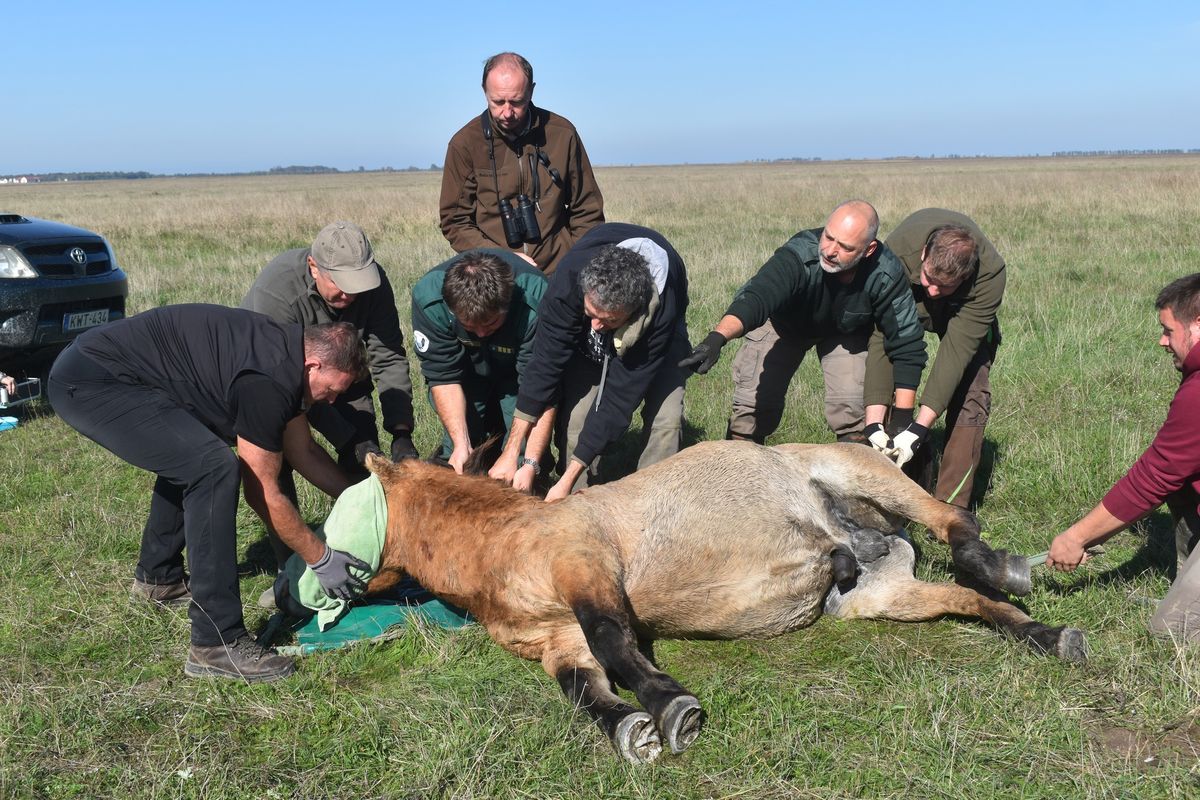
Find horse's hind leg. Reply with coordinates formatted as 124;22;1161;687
542;639;662;764
829;569;1087;662
818;444;1032;596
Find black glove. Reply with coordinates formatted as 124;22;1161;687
353;440;384;465
677;331;727;375
390;432;418;462
308;545;370;601
886;406;914;437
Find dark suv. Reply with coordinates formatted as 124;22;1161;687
0;212;128;368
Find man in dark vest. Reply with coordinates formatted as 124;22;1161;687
48;304;370;682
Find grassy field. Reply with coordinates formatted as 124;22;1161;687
2;156;1199;798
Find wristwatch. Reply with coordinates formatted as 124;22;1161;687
519;456;541;475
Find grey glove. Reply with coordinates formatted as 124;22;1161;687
307;545;370;601
888;423;929;468
863;423;891;454
677;331;727;375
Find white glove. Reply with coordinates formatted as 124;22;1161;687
863;423;891;454
888;424;929;468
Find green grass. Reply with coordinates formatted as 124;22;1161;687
2;156;1200;797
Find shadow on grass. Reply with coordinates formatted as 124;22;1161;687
914;429;1003;512
1042;511;1178;597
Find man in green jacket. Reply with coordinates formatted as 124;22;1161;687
411;249;550;478
863;208;1005;508
680;200;926;443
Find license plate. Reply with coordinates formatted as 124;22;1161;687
63;308;109;332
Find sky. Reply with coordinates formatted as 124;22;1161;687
5;1;1198;174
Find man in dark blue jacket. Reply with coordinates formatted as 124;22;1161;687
490;223;690;500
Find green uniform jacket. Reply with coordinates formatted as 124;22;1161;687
724;228;927;391
439;106;605;275
864;209;1005;416
410;249;547;387
240;247;414;434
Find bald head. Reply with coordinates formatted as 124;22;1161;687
818;200;880;275
482;52;535;136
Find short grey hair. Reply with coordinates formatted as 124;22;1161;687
579;245;653;316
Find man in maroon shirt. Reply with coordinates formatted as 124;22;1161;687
1048;273;1200;639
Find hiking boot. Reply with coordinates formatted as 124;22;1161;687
184;635;296;683
131;576;191;607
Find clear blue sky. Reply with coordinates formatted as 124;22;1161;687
6;1;1198;174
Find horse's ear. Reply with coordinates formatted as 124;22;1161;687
366;452;401;480
462;433;505;475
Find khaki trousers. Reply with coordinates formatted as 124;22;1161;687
1149;488;1200;641
728;320;868;441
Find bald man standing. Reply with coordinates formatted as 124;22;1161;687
680;200;927;443
439;52;605;275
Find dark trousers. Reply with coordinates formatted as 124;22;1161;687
48;345;246;647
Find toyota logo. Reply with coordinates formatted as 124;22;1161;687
69;247;87;265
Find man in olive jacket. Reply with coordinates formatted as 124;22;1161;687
242;221;416;479
680;200;927;443
439;52;605;274
863;208;1005;508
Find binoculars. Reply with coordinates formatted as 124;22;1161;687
499;194;541;248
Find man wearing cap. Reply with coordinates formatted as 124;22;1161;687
440;51;605;275
410;248;550;479
243;222;415;547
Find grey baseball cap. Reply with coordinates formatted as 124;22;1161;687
310;221;381;294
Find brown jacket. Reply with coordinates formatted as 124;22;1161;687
439;106;605;274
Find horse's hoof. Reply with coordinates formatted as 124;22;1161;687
659;694;705;754
1055;627;1089;663
1000;553;1032;597
613;711;662;764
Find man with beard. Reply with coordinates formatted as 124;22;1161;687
439;52;605;274
1048;273;1200;640
679;200;926;444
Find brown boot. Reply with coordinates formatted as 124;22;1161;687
185;635;296;683
935;425;985;508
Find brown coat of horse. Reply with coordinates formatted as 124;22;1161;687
363;440;1084;763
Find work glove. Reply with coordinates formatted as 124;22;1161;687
308;545;370;602
677;331;727;375
390;432;418;462
863;423;891;454
888;423;929;469
353;440;384;465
